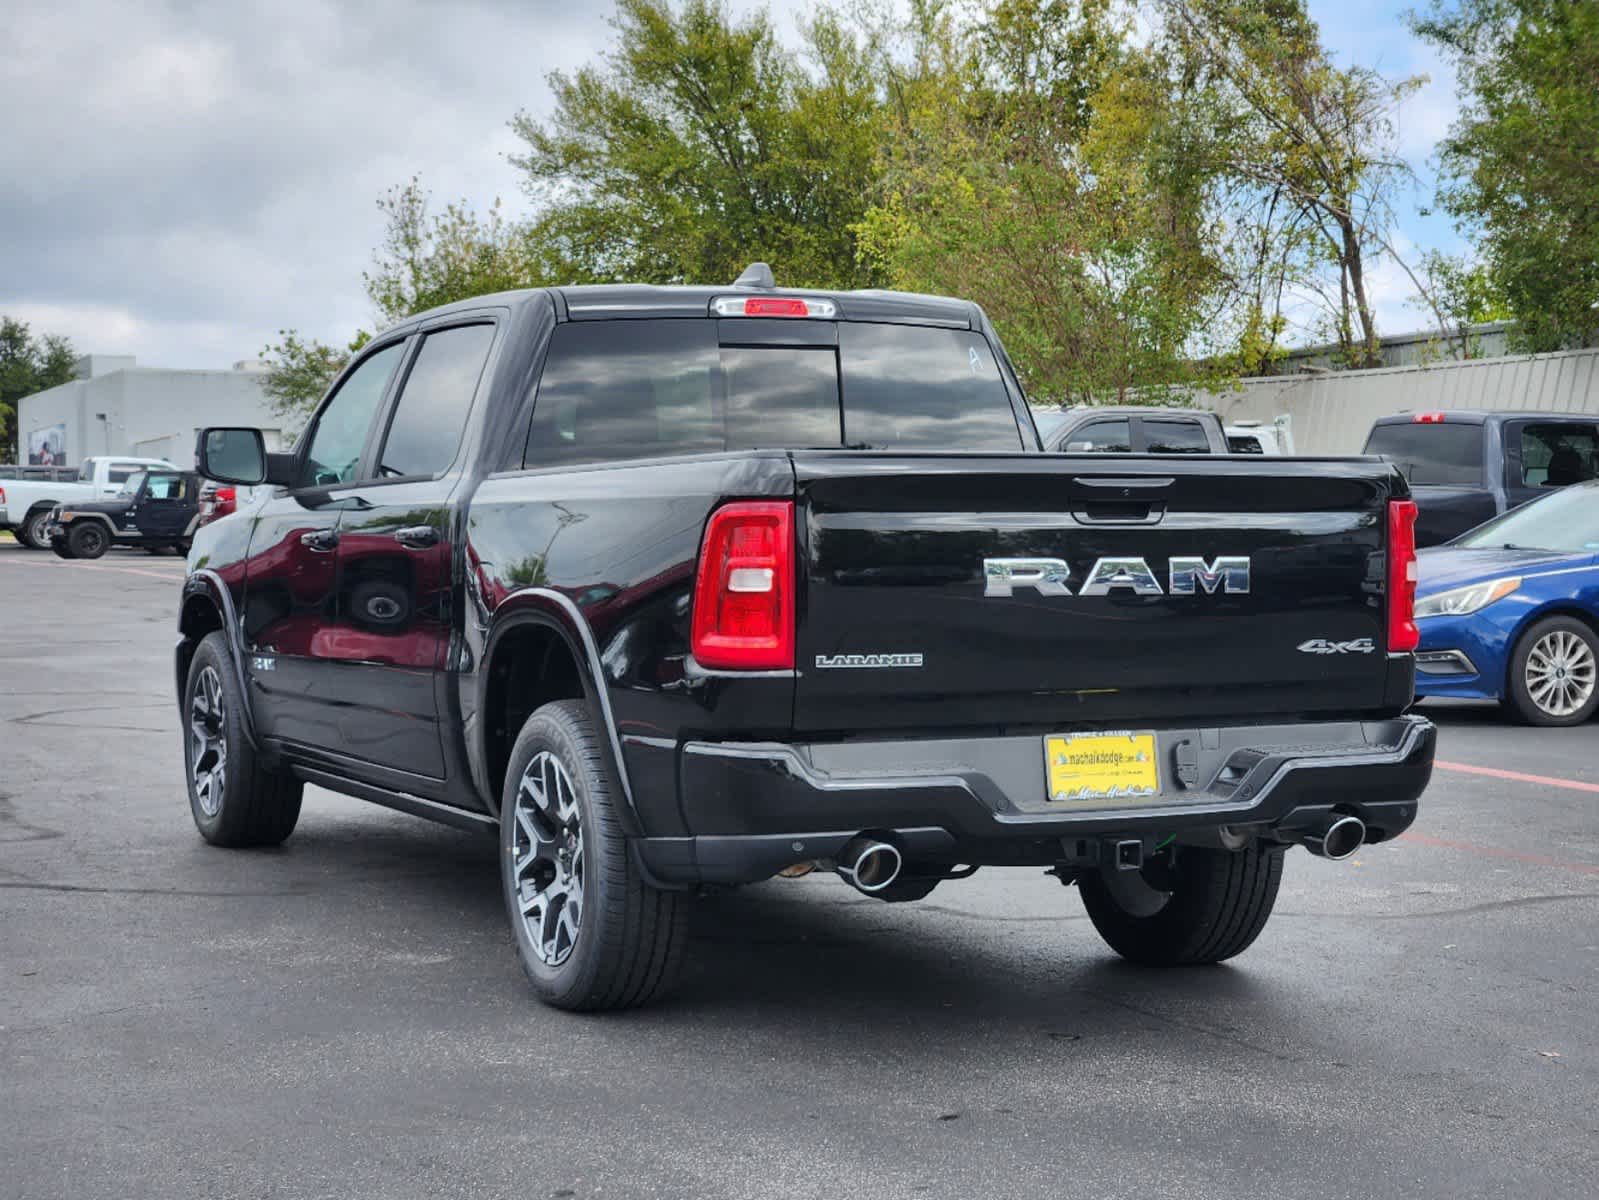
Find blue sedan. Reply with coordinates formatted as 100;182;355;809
1414;480;1599;725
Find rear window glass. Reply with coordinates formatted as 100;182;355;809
1061;418;1131;453
1144;419;1210;454
524;319;1022;467
1363;422;1483;486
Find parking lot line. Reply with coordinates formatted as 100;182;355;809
1400;830;1599;877
0;556;183;582
1435;759;1599;795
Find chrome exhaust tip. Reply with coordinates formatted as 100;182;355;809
1302;815;1366;861
836;838;903;894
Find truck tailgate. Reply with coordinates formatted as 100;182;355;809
793;453;1406;734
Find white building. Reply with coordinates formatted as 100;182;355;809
16;355;287;469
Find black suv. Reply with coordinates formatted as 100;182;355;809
50;468;201;559
177;269;1433;1010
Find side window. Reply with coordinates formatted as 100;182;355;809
145;474;186;500
299;342;406;487
1521;423;1598;488
378;324;496;478
1144;419;1211;454
1061;419;1131;453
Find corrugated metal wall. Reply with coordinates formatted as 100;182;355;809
1198;347;1599;455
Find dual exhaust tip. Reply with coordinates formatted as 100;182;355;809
1301;814;1366;861
836;837;903;894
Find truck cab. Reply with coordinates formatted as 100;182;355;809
1364;410;1599;546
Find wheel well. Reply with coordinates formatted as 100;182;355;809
25;501;57;518
1506;606;1599;685
177;594;225;703
484;622;587;803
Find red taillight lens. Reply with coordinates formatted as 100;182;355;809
1412;412;1446;424
1388;499;1419;652
691;501;794;670
217;487;236;503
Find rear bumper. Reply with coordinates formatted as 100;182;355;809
633;715;1434;884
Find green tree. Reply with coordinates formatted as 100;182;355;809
1413;0;1599;351
258;329;370;433
509;0;885;289
857;0;1233;402
1;317;77;464
1163;0;1425;368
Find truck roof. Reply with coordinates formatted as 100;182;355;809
1370;409;1595;426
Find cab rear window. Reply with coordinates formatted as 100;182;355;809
523;319;1022;467
1363;422;1483;486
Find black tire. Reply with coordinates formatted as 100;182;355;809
1078;842;1284;966
50;538;76;560
1504;616;1599;727
67;521;109;559
500;699;686;1011
183;632;302;847
19;509;52;549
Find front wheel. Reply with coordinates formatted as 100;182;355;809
19;509;52;549
1504;616;1599;726
184;632;302;846
50;539;75;560
67;521;109;559
1077;842;1284;966
500;699;686;1011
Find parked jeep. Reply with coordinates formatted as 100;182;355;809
49;468;201;559
177;268;1433;1011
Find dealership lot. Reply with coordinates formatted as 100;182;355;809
2;542;1597;1200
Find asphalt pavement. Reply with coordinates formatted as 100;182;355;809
2;540;1597;1200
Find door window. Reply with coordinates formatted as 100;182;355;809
299;342;406;487
378;324;496;478
1144;419;1211;454
1520;423;1598;487
1060;419;1131;453
144;473;190;500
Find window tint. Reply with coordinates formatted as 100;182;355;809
1060;418;1131;453
839;325;1022;450
300;341;405;487
378;324;494;478
1520;423;1598;488
144;473;190;500
108;463;145;484
1457;482;1599;551
1362;422;1483;486
1228;434;1265;454
1144;418;1211;454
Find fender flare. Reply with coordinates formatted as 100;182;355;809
482;587;640;831
177;569;261;751
60;511;121;538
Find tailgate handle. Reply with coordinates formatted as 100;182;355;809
1071;502;1167;526
1072;476;1174;491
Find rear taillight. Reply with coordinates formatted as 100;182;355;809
691;501;795;670
1411;412;1446;424
0;487;6;503
1388;499;1419;652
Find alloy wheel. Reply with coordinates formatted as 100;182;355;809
189;665;227;817
511;750;584;967
1524;629;1596;718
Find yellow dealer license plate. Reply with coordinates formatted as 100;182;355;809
1044;731;1160;804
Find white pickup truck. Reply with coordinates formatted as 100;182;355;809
1;456;176;548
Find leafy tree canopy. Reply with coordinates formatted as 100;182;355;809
1;317;77;464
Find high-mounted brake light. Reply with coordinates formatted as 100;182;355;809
710;296;838;319
1388;499;1419;652
691;501;795;670
1411;412;1447;424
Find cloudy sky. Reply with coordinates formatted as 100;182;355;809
2;0;1461;369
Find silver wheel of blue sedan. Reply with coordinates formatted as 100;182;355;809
1524;628;1596;719
511;750;584;967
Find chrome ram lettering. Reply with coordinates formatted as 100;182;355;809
983;555;1251;597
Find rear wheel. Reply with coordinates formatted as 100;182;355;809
19;509;52;549
1077;842;1284;966
184;632;302;846
500;699;686;1011
67;521;109;559
1505;616;1599;726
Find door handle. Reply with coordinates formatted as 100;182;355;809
393;525;440;549
299;528;339;552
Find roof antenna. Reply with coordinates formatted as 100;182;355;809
733;262;775;290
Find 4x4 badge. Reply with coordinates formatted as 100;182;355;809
1297;638;1375;655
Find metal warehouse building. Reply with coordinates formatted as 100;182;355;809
15;355;287;469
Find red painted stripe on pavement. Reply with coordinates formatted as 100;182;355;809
1399;830;1599;877
0;556;182;583
1434;759;1599;795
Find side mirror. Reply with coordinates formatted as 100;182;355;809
196;428;268;485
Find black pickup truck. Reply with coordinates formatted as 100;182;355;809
177;268;1434;1011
